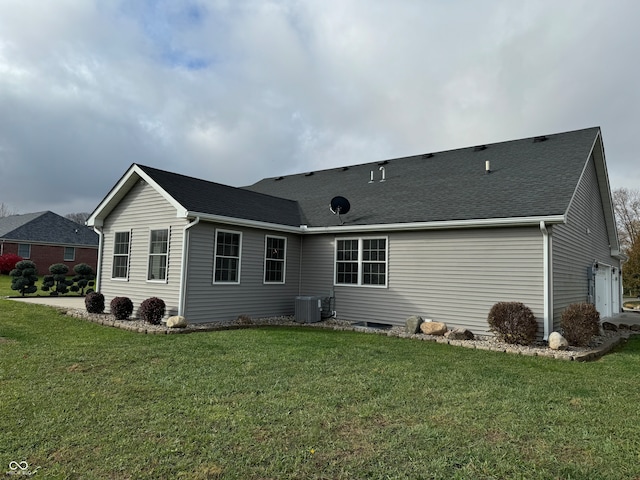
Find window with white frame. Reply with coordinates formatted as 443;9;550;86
18;243;31;259
112;231;130;279
214;230;241;283
64;246;75;262
148;229;169;281
335;237;387;286
264;235;286;283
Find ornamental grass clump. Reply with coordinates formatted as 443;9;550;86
139;297;166;325
110;297;134;321
561;303;600;346
488;302;538;345
85;292;105;314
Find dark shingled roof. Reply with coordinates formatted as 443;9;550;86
137;165;304;227
0;211;99;246
243;127;601;227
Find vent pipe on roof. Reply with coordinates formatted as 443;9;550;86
485;161;491;174
369;171;374;183
379;166;386;182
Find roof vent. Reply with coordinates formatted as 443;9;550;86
275;176;284;181
378;160;389;166
423;153;434;159
485;161;491;174
474;145;487;152
533;135;548;143
341;166;349;171
305;172;314;177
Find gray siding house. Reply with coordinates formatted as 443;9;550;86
87;127;623;338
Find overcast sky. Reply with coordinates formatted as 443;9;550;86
1;0;639;216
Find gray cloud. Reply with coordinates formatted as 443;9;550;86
1;0;639;216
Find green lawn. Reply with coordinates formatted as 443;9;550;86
1;300;640;479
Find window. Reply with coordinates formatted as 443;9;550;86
335;237;387;287
18;244;31;259
112;231;130;279
64;247;75;262
264;235;286;283
214;230;241;283
148;229;169;281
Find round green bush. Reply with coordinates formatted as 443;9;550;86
139;297;166;325
110;296;133;320
561;303;600;346
488;302;538;345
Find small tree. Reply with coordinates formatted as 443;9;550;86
72;263;95;295
41;263;73;296
10;260;38;296
0;253;23;274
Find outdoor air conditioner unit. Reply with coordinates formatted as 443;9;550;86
295;296;322;323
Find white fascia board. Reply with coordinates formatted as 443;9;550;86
87;164;188;226
185;211;302;233
302;215;567;234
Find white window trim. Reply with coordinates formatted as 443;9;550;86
64;246;75;262
147;227;170;283
111;230;131;281
263;235;287;284
18;243;31;259
334;236;388;288
213;229;242;284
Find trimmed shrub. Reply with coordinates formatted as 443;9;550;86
42;263;73;295
85;292;105;314
110;297;133;321
10;260;38;296
139;297;166;325
72;263;95;295
0;253;22;274
561;303;600;346
488;302;538;345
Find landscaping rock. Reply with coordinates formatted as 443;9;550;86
618;323;630;330
602;322;617;331
631;324;640;332
167;315;187;328
445;328;474;340
420;321;447;336
405;316;423;334
548;331;569;350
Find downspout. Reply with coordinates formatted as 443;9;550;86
540;221;553;340
178;217;200;317
93;226;104;292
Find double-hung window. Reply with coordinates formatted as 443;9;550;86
264;235;286;283
64;247;75;262
112;231;130;279
18;243;31;259
214;230;241;283
148;229;169;281
335;237;387;287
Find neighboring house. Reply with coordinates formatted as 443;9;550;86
0;211;99;275
87;127;623;338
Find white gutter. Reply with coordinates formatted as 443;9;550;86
178;216;200;317
93;226;104;292
540;221;553;340
185;211;566;235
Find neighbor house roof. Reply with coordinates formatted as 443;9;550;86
244;127;604;228
0;211;99;246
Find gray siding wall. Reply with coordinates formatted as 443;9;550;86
301;227;544;335
184;222;301;323
552;155;620;327
99;181;185;317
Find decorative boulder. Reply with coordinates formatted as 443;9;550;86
445;328;474;340
548;331;569;350
601;322;617;331
167;315;187;328
405;316;423;334
420;321;447;336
